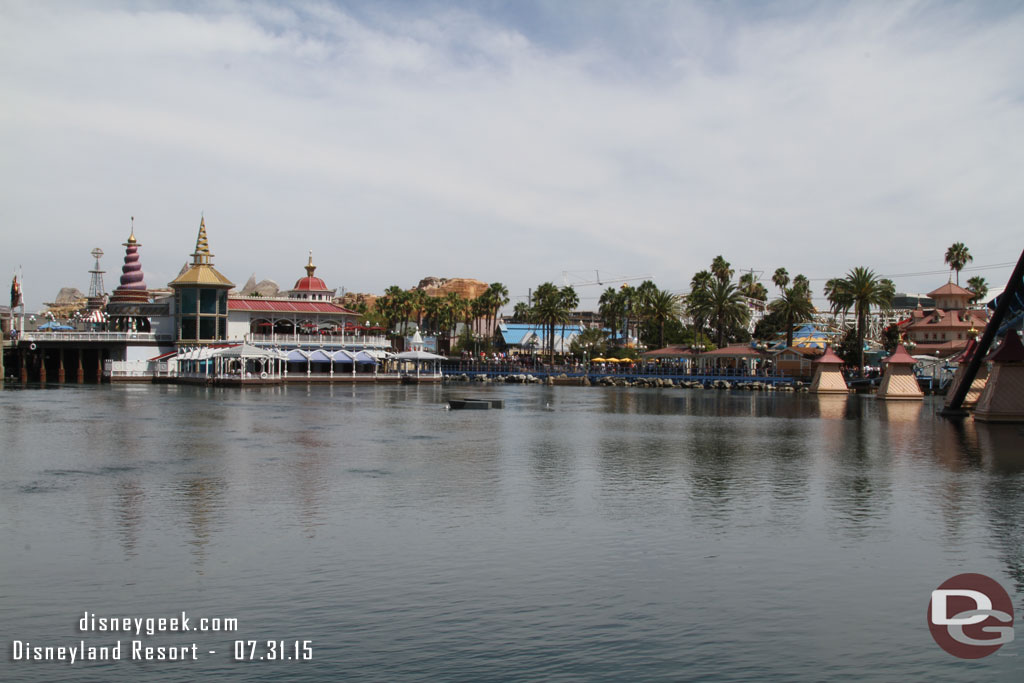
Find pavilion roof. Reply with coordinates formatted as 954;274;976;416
928;281;973;298
814;346;845;365
882;344;917;365
698;344;764;358
641;345;697;358
229;298;357;314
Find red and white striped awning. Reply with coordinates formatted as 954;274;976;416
85;309;107;322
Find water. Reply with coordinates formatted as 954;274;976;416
2;383;1023;681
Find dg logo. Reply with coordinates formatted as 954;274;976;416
928;573;1015;659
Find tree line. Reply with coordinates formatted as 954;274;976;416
354;242;986;372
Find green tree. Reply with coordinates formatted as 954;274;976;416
772;267;790;292
692;279;750;347
792;274;810;295
598;286;623;346
512;301;531;323
738;272;768;301
485;282;510;339
882;323;902;353
570;326;608;359
825;267;895;374
559;285;579;357
686;270;714;346
531;282;563;362
644;288;682;348
769;284;816;348
711;255;733;284
944;242;972;285
966;276;988;304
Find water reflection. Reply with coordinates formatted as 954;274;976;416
3;384;1024;682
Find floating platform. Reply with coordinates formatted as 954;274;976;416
448;398;504;410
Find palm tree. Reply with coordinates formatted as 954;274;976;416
825;267;894;374
486;282;510;340
944;243;972;285
598;286;622;346
411;289;427;332
618;284;636;346
686;270;714;346
512;301;531;323
792;274;810;294
422;294;442;334
646;288;682;348
738;273;767;301
772;267;790;292
572;326;608;360
769;285;816;348
379;285;406;335
559;285;579;356
711;255;733;284
442;292;464;346
691;279;749;347
531;282;562;362
966;276;988;304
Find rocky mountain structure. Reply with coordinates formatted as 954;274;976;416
415;277;488;299
238;274;281;297
44;287;88;317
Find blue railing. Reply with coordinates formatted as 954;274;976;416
440;361;802;385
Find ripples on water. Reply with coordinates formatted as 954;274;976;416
2;383;1023;681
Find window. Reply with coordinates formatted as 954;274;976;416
180;289;197;314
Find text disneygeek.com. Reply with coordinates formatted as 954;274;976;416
10;611;313;664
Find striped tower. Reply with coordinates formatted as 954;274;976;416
943;337;988;409
810;345;850;394
973;331;1024;423
876;344;924;400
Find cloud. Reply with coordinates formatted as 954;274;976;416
1;0;1022;309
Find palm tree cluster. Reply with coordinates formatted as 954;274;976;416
767;266;815;348
372;282;510;352
824;267;894;373
685;257;750;347
516;283;579;361
596;280;682;350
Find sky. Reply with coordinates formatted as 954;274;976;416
2;0;1022;312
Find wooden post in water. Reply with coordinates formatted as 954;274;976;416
58;347;65;383
38;349;47;383
941;247;1024;417
77;350;84;383
20;348;27;383
96;351;103;383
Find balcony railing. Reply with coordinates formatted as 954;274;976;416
19;331;171;342
246;333;390;347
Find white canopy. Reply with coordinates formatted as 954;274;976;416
396;350;446;361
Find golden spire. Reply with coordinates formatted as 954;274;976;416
305;250;316;278
125;216;138;245
192;215;212;265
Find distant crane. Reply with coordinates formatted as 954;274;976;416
561;270;652;288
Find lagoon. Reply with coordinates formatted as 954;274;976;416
2;383;1023;681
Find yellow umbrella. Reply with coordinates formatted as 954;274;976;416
591;357;608;362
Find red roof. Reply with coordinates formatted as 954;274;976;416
641;345;698;358
986;331;1024;363
698;344;764;358
928;281;973;298
292;276;330;292
229;298;356;314
814;346;845;365
883;344;917;365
